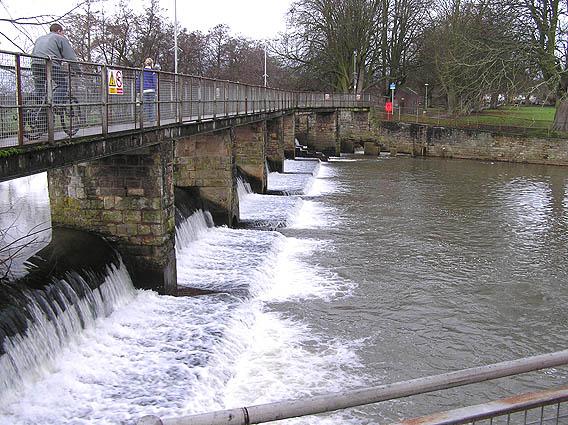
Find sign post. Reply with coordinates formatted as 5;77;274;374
389;82;395;107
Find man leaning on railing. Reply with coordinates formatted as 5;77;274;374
31;23;78;106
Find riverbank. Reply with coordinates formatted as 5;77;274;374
374;120;568;166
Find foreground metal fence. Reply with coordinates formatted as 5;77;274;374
137;350;568;425
0;50;372;148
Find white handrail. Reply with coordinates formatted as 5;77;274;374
137;350;568;425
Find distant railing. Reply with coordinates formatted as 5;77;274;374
0;50;373;148
377;104;560;138
136;350;568;425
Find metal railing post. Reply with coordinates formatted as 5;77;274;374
187;76;193;121
139;69;144;129
14;54;24;146
213;80;217;119
198;77;203;121
46;59;54;141
101;65;108;136
224;81;228;117
156;71;161;126
236;84;240;115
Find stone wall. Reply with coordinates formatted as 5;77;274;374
174;129;238;226
376;121;568;165
48;141;177;294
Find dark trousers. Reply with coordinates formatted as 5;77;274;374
143;91;156;121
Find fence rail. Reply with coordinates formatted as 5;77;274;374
137;350;568;425
0;50;373;148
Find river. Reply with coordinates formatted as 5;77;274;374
0;155;567;424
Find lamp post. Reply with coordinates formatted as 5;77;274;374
424;83;429;113
353;50;357;93
264;42;268;87
174;0;178;74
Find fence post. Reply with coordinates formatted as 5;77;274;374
139;68;144;129
46;59;54;141
213;80;217;119
156;71;161;126
224;81;228;117
101;64;108;136
198;77;203;121
236;84;240;115
187;76;193;121
176;73;182;124
14;54;24;146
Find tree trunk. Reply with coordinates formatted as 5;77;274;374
552;100;568;131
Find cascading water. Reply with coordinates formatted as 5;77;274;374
3;156;564;425
0;159;365;425
0;262;136;401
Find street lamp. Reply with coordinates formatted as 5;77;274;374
424;83;429;113
353;50;357;93
264;42;268;87
174;0;178;74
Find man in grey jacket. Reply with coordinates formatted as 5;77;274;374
31;23;77;105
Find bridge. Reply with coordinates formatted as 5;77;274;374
0;50;376;294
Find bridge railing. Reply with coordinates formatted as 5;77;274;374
0;49;373;148
136;350;568;425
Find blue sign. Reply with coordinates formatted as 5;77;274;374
389;83;396;90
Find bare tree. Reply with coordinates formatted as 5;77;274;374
419;0;534;114
0;1;90;52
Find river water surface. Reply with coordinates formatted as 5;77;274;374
0;155;567;424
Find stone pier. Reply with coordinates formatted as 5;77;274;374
283;113;296;159
48;142;177;294
306;110;339;157
233;121;267;193
174;129;238;226
295;112;309;146
266;117;285;172
339;109;373;153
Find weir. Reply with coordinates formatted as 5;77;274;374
1;156;568;424
0;228;136;395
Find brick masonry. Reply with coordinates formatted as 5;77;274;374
376;121;568;165
48;141;177;294
174;129;238;226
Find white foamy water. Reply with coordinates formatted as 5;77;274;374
0;160;365;425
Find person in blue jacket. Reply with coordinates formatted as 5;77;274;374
138;57;157;122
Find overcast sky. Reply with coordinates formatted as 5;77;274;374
0;0;293;51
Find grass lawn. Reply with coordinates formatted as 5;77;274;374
386;105;564;137
460;106;556;128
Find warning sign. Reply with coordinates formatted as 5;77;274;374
108;69;123;95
